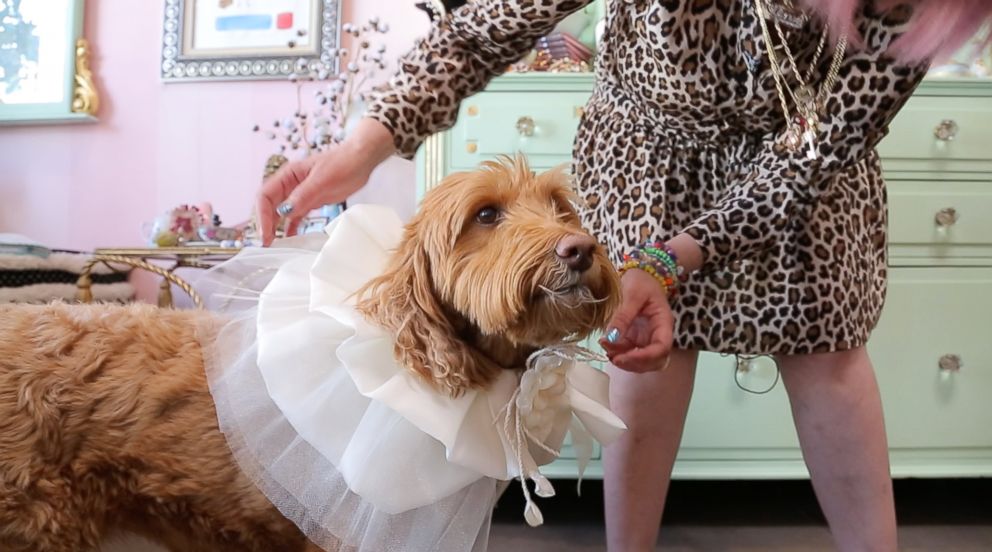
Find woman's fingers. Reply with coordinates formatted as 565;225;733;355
610;342;671;371
256;158;315;245
603;295;644;346
256;192;277;247
612;309;675;370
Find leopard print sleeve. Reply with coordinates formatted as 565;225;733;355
682;10;928;274
365;0;591;159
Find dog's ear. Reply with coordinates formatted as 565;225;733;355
356;220;498;397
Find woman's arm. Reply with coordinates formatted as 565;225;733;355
258;1;593;244
365;0;593;158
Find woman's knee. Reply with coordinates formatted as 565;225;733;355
607;348;698;404
776;346;873;388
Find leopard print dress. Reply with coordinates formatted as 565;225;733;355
367;0;927;355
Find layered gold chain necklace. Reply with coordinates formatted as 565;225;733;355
752;0;848;159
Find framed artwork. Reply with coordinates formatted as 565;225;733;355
161;0;341;82
0;0;99;126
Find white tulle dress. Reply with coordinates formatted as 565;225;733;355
195;205;627;552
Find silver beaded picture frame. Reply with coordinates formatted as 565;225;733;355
160;0;341;82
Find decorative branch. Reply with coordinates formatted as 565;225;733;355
253;18;390;158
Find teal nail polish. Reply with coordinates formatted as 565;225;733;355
606;328;620;343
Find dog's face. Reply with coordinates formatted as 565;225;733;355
425;157;619;346
357;156;620;396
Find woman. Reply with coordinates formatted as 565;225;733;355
257;1;991;550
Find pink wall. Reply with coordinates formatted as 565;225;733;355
0;0;427;254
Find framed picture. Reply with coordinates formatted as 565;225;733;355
161;0;341;82
0;0;100;126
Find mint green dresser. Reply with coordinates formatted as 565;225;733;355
416;73;992;480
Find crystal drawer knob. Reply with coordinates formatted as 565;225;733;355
938;354;962;373
516;116;536;137
934;207;959;228
934;119;959;141
736;357;753;374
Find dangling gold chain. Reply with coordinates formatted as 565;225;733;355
753;0;847;159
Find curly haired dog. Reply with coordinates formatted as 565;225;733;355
0;156;619;551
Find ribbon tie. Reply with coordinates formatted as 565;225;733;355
496;344;613;527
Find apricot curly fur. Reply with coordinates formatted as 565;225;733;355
0;303;323;552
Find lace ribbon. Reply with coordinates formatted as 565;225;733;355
495;344;609;527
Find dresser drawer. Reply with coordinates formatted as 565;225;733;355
679;353;800;450
878;96;992;168
449;92;588;169
869;267;992;449
888;181;992;248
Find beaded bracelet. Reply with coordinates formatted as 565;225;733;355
640;241;687;283
618;241;684;299
618;257;679;299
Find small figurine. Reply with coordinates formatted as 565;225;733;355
142;205;205;246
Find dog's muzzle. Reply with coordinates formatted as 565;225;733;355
554;234;596;273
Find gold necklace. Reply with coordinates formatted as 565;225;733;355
753;0;847;159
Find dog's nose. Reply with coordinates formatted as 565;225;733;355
555;234;596;272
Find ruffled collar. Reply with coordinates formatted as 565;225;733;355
257;205;626;522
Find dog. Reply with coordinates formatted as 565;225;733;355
0;156;619;551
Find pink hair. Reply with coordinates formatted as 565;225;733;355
802;0;992;63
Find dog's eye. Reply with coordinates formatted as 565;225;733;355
474;206;500;226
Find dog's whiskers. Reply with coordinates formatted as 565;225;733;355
537;284;608;310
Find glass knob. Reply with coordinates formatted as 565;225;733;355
934;119;959;141
938;354;962;373
516;116;536;137
934;207;959;228
736;357;753;374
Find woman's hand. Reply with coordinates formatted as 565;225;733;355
598;268;675;372
256;118;396;245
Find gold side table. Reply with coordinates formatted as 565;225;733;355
76;247;240;308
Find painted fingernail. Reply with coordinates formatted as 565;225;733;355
606;328;620;343
276;202;294;217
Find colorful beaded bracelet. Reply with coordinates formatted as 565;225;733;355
617;241;690;299
618;258;679;298
640;241;687;283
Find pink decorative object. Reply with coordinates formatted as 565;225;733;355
197;203;215;226
169;205;205;241
143;205;209;247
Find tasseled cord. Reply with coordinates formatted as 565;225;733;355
495;344;608;527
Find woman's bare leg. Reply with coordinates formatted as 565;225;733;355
778;346;897;552
603;348;698;551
